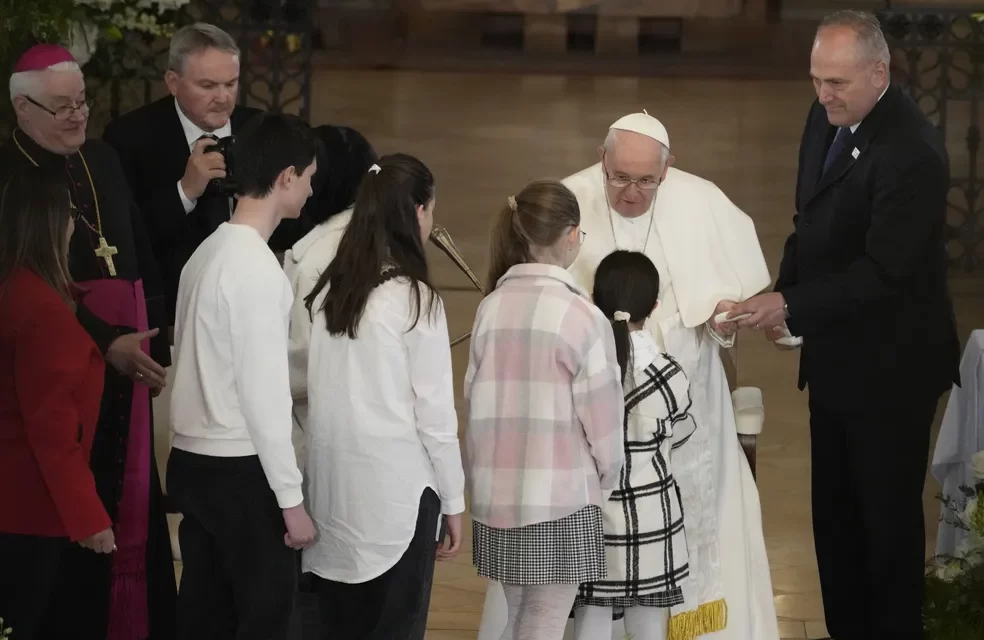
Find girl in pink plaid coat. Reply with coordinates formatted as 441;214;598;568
465;180;626;640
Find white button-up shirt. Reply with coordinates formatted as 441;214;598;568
301;276;466;583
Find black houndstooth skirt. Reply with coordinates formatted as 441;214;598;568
573;589;685;611
472;505;607;585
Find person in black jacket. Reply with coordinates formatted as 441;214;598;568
103;22;261;328
732;10;960;640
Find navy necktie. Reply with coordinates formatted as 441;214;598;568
822;127;850;174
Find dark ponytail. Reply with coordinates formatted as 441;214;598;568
592;250;661;383
304;153;437;338
610;315;632;385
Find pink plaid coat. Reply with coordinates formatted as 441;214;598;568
464;263;625;529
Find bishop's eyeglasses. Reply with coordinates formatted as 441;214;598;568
26;96;92;121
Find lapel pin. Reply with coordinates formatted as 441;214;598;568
851;147;860;159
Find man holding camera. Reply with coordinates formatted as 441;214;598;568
104;22;261;328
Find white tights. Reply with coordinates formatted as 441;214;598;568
498;583;579;640
573;605;669;640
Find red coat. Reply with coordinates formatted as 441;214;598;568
0;268;111;541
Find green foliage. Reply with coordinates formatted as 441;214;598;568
0;0;79;132
0;616;11;639
0;0;191;133
924;559;984;640
0;0;78;78
973;491;984;538
924;482;984;639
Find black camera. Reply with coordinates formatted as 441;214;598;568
207;135;238;194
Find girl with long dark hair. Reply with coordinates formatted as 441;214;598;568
465;180;625;640
572;249;695;640
301;153;466;639
0;167;113;639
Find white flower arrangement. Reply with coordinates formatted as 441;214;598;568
76;0;190;12
69;0;190;66
972;450;984;480
932;449;984;582
66;19;101;65
923;449;984;638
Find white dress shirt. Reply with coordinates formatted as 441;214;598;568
170;222;303;509
301;277;466;583
174;99;232;214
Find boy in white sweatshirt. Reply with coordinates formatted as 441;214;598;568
167;112;318;640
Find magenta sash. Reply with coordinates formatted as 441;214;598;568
76;278;150;640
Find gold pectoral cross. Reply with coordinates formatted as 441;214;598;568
94;236;118;277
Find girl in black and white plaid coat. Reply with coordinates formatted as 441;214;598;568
574;250;694;640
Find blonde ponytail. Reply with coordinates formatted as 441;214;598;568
484;180;580;295
486;203;529;295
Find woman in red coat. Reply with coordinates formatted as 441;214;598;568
0;167;115;640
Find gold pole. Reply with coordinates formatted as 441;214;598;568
450;332;471;348
429;224;482;347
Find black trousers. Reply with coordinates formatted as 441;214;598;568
167;449;298;640
313;488;441;640
809;391;939;640
0;533;68;640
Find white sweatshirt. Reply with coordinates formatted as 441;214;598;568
170;222;303;508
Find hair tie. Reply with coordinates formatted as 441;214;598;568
368;164;381;174
507;195;517;212
613;311;631;322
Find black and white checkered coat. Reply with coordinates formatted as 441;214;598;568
577;331;693;606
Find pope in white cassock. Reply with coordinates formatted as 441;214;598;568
477;112;780;640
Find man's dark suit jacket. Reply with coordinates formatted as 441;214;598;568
103;96;262;324
775;83;961;408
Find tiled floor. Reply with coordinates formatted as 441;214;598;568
158;67;984;639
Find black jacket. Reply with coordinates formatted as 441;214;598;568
776;84;960;407
103;96;262;323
